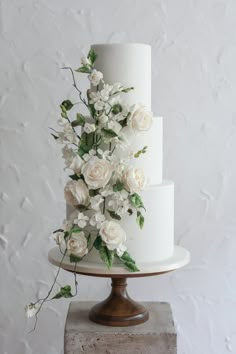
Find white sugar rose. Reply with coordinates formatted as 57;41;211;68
82;156;112;189
69;155;84;174
88;69;103;86
100;220;126;251
67;232;88;257
123;167;146;193
84;123;96;134
64;180;89;206
129;107;153;131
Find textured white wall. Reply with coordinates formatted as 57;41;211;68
1;0;236;353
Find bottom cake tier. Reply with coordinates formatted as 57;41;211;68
82;180;174;265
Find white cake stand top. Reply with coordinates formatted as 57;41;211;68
48;245;190;278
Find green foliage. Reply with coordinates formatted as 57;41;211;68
112;104;123;114
113;180;124;192
136;210;145;229
87;48;97;64
70;254;82;263
69;174;80;181
94;235;102;250
72;113;86;127
130;193;146;210
70;227;81;233
127;208;133;216
52;285;73;299
107;210;121;221
51;133;59;140
77;205;89;212
117;251;140;272
101;128;118;138
134;146;148;158
61;100;74;111
75;66;91;74
121;87;134;93
99;244;114;269
78;132;94;157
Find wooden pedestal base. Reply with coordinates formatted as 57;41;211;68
89;278;149;326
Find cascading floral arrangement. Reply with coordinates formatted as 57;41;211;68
26;48;153;319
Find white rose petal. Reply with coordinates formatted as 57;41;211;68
88;69;103;86
67;232;88;257
123;167;146;194
64;180;89;206
82;156;113;189
100;220;126;251
84;123;96;134
129;107;153;131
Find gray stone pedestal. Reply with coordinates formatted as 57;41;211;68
64;301;177;354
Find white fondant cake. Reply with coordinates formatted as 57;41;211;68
80;43;175;265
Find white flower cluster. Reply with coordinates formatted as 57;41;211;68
52;48;154;268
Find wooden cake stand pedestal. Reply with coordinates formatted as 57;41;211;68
48;245;190;327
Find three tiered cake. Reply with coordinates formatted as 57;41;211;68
79;43;174;265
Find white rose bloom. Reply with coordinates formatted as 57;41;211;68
84;123;96;134
82;156;113;189
64;180;89;206
89;91;100;104
100;220;126;251
67;232;88;257
75;212;89;228
53;231;65;245
100;84;112;101
123;167;146;193
88;69;103;86
116;243;127;257
90;212;105;229
94;100;105;111
25;303;39;318
129;106;153;131
81;57;90;66
69;155;84;174
90;195;104;211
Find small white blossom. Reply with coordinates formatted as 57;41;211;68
94;100;105;111
98;113;108;124
83;149;96;162
75;212;89;228
88;69;103;86
116;243;127;257
25;303;39;318
89;91;101;104
84;123;96;134
81;57;91;66
107;120;122;134
100;84;112;101
90;195;104;211
90;212;105;229
53;231;65;245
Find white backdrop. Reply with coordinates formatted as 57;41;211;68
1;0;236;353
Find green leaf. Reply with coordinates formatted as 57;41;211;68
75;66;91;74
134;146;148;158
127;208;133;216
64;231;69;239
94;235;102;250
70;227;81;233
113;180;124;192
70;254;82;263
112;104;123;114
130;193;146;210
117;251;140;272
53;228;64;233
101;128;118;138
69;174;80;181
99;245;114;269
77;205;89;212
52;285;73;299
107;210;121;220
121;87;134;93
74;113;86;127
119;117;128;127
89;189;100;197
51;133;59;140
61;100;74;111
122;261;140;272
136;210;145;229
87;48;97;64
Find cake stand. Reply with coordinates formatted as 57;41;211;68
48;245;190;326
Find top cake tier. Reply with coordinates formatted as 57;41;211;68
91;43;151;110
